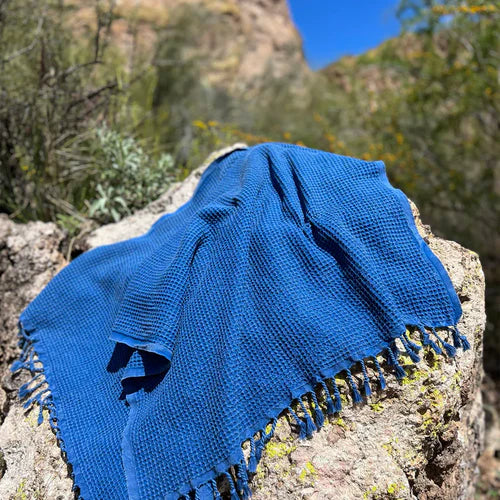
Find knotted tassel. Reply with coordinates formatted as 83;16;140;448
18;374;44;399
389;341;401;360
223;472;239;500
419;326;442;354
236;461;252;499
331;378;342;412
385;346;396;366
255;434;264;464
37;400;45;425
403;332;422;352
299;399;316;437
460;334;470;351
263;418;278;442
400;336;421;363
211;479;222;500
320;380;335;415
23;387;50;410
371;357;386;390
248;437;257;474
310;391;325;429
386;349;406;380
288;405;307;440
19;324;31;341
253;428;267;464
451;326;462;348
345;368;363;404
453;326;471;351
360;360;372;397
194;487;201;500
431;328;456;358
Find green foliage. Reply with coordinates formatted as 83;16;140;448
0;0;112;220
86;127;175;223
0;0;177;228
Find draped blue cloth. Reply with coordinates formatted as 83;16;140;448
14;143;466;499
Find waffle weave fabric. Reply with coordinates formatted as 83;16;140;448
14;143;466;499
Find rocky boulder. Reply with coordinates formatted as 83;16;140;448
0;147;485;499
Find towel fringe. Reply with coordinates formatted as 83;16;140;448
320;380;336;415
12;320;468;499
452;325;471;351
262;417;278;444
331;378;343;413
373;357;387;390
403;332;422;353
431;327;457;357
287;405;306;440
254;431;264;464
248;437;257;473
386;348;407;380
359;360;372;397
10;322;73;479
389;340;401;360
236;461;252;499
400;335;421;363
298;398;317;437
211;479;222;500
418;325;442;354
345;368;363;404
309;391;325;429
222;471;239;500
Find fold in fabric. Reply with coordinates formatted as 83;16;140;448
14;143;465;499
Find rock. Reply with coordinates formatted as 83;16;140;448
0;217;66;376
0;149;485;499
66;0;310;95
0;216;72;499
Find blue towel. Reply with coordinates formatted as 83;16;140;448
13;143;468;499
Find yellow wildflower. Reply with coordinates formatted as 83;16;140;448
192;120;207;130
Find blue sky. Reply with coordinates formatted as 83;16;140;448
287;1;402;69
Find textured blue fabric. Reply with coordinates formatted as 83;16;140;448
13;143;467;499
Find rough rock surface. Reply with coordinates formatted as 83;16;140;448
66;0;310;95
0;217;73;499
0;148;486;499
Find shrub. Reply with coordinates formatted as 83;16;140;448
86;126;176;223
